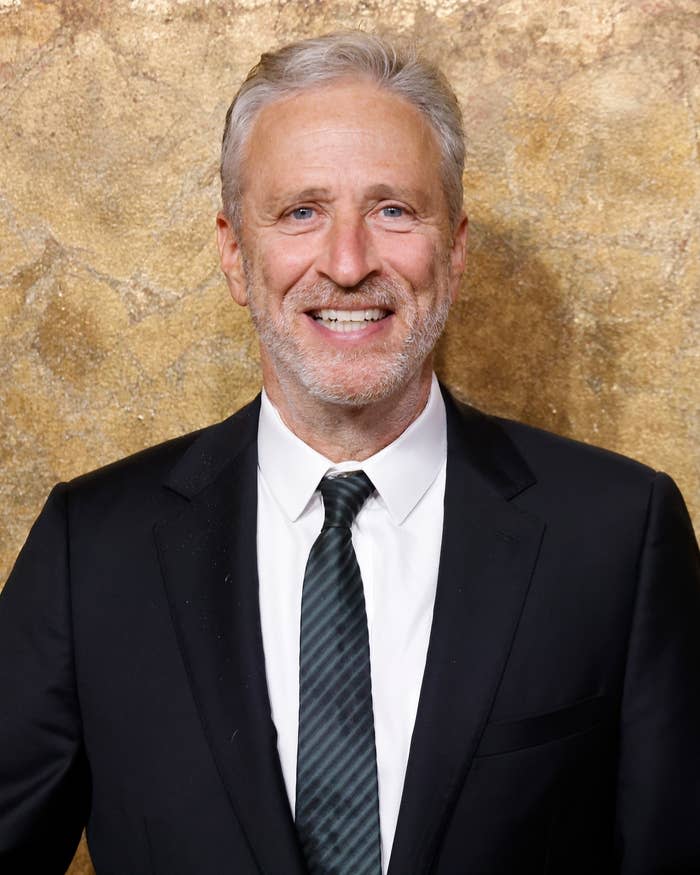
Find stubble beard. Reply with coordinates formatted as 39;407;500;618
244;266;452;407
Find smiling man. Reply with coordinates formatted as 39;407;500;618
1;32;699;875
217;73;466;459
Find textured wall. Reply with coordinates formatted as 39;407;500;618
0;1;697;872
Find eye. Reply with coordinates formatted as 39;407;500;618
289;206;315;221
381;205;405;218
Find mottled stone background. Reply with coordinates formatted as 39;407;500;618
0;0;698;871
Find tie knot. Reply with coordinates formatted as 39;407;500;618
319;471;374;529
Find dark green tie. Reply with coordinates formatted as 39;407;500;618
295;472;382;875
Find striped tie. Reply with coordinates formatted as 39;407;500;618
295;471;382;875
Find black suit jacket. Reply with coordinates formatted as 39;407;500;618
1;392;699;874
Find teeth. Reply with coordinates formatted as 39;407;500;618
313;308;387;325
322;320;371;332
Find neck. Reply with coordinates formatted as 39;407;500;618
262;363;434;462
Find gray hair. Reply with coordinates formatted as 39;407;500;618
220;31;465;230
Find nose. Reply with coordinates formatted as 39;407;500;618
316;213;381;289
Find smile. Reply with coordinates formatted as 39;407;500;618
310;308;390;333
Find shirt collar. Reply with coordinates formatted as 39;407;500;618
257;374;447;526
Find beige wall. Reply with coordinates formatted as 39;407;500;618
0;2;697;872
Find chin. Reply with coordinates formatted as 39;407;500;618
291;352;424;408
304;382;392;407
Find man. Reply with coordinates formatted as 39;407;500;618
1;31;698;875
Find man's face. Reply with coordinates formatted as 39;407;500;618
217;79;467;407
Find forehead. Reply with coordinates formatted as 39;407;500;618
240;80;445;208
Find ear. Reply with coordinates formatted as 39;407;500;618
216;211;248;307
448;213;468;304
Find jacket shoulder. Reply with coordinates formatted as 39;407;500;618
444;390;659;510
63;395;261;507
493;414;657;485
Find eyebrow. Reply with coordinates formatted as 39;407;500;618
363;183;426;204
272;187;332;206
271;183;429;207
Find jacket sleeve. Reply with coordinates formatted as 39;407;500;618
0;485;89;873
616;472;700;872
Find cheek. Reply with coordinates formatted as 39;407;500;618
381;234;442;287
256;235;317;294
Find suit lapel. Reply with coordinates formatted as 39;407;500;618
388;395;545;875
155;398;306;875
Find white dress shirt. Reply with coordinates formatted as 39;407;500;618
256;374;447;872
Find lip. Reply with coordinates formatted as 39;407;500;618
304;311;393;343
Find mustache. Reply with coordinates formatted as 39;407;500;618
285;278;407;311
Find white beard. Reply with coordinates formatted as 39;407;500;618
245;271;452;407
